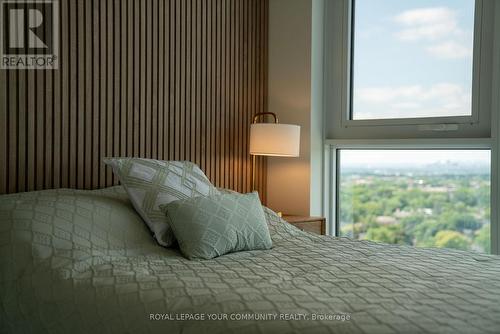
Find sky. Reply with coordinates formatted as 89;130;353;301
352;0;475;120
340;150;490;169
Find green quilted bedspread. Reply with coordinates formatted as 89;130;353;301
1;187;500;334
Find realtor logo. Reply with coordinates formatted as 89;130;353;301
1;0;59;69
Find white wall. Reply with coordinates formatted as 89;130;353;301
267;0;313;215
310;0;325;216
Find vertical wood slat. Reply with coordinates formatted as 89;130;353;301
85;0;93;189
127;0;134;159
229;0;235;191
36;18;46;190
52;0;62;188
145;0;152;159
179;0;186;161
163;0;170;161
200;0;207;172
187;0;194;165
113;0;122;183
91;0;100;189
210;0;216;184
133;0;140;158
206;0;212;181
195;0;202;168
8;71;17;193
234;0;241;192
0;59;6;193
27;67;35;191
35;6;42;191
18;67;25;192
120;0;127;159
68;0;77;188
53;6;61;189
98;0;106;188
44;3;53;190
106;0;113;184
138;1;148;157
243;0;249;194
169;0;175;161
77;0;85;189
241;0;246;192
190;0;198;167
215;0;221;187
157;0;164;160
0;0;269;203
221;0;226;188
152;0;158;159
224;0;230;188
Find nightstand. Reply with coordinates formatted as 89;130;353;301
282;215;326;235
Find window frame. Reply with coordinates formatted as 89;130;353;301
324;0;496;140
324;139;497;254
345;0;483;127
320;0;500;255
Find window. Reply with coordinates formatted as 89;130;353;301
338;149;490;253
322;0;499;255
324;0;494;139
352;0;475;121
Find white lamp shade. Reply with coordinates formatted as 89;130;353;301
249;123;300;157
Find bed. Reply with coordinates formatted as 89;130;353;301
1;186;500;334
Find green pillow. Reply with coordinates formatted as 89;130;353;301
160;192;272;259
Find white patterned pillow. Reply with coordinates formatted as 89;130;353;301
104;158;220;247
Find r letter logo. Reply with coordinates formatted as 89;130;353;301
1;0;59;69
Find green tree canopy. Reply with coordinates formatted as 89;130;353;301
433;230;470;250
365;225;405;245
474;224;490;253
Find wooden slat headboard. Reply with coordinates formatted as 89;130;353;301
0;0;268;203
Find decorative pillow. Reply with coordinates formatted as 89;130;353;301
104;158;219;246
218;187;290;229
160;192;272;260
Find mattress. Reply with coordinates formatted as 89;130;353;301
1;186;500;334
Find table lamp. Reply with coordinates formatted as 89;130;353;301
249;112;300;191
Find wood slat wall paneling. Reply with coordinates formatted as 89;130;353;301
0;0;268;200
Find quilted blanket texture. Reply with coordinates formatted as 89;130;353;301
1;187;500;334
